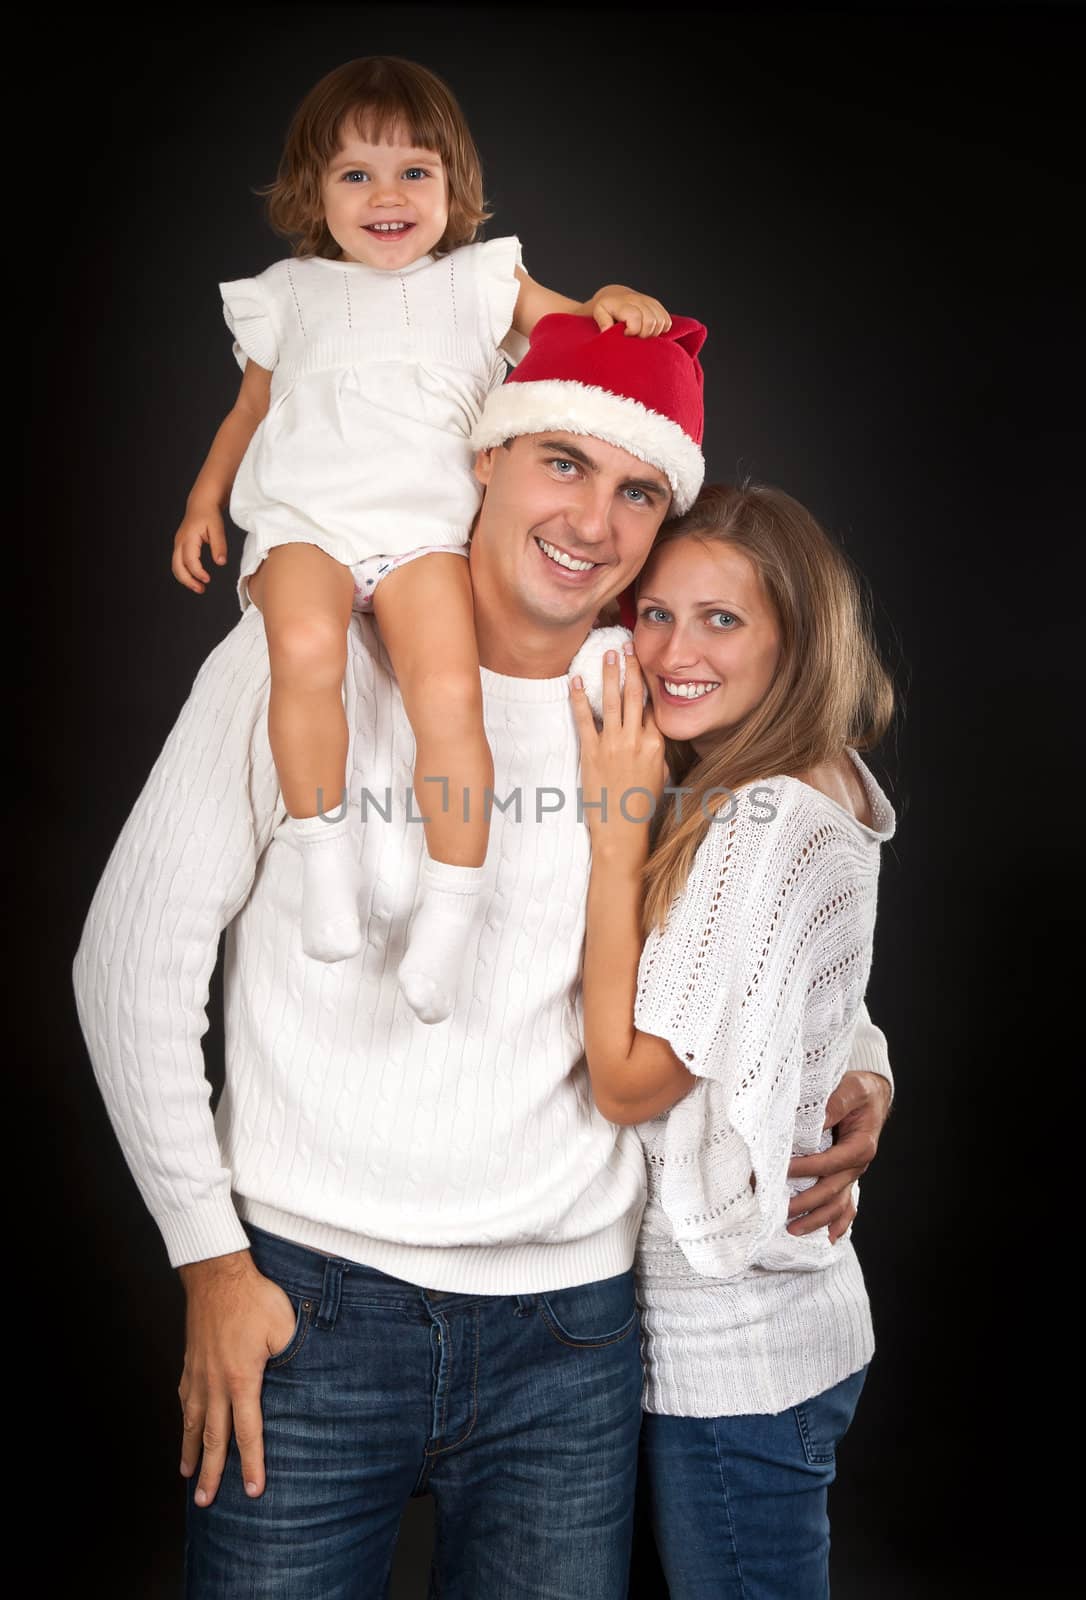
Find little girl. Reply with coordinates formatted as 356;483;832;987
171;55;671;1023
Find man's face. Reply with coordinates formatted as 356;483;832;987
471;433;672;636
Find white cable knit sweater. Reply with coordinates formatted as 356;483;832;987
73;612;891;1297
633;753;896;1415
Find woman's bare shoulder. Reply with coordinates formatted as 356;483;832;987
790;753;874;828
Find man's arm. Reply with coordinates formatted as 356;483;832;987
786;1001;894;1241
74;610;296;1505
73;609;282;1265
848;1001;894;1097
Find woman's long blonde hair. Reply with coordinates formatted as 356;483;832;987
641;483;895;935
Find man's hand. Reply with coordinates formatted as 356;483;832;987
786;1070;892;1243
587;285;672;338
178;1250;298;1507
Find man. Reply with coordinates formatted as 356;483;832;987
74;314;892;1598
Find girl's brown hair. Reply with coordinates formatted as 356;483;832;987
640;483;895;934
257;56;491;260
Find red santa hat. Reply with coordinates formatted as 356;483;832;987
472;312;707;516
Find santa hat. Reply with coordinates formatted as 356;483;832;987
472;313;707;515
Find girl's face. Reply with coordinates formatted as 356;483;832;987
321;123;449;269
634;538;782;754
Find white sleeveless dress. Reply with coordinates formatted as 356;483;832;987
219;237;525;608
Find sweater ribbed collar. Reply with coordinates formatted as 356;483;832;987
479;665;573;703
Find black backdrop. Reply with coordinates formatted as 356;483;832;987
24;4;1081;1595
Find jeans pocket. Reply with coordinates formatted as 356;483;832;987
267;1294;316;1369
538;1271;638;1349
792;1366;868;1465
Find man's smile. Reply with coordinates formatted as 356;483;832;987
534;536;602;577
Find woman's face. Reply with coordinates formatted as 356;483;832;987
633;537;782;753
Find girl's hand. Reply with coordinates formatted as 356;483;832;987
173;506;228;594
587;285;672;338
571;643;668;862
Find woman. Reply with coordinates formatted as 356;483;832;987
570;483;896;1599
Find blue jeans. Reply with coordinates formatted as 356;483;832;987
184;1226;643;1599
639;1367;868;1600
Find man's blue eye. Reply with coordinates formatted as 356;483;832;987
551;459;576;473
625;488;646;504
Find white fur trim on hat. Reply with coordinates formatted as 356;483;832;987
471;380;705;515
568;626;648;722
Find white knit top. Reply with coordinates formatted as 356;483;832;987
633;753;896;1416
73;609;646;1292
72;614;892;1299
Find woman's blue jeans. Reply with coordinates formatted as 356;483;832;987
639;1367;868;1600
184;1226;643;1599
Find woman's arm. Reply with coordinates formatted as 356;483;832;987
171;358;272;592
571;643;697;1124
582;850;697;1124
512;266;672;340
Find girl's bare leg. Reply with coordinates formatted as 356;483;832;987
249;545;360;962
373;553;493;1023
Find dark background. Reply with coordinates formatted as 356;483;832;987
24;3;1081;1594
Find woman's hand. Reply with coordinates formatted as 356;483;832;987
586;285;672;338
173;504;228;593
571;643;668;862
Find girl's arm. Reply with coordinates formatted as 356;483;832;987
570;644;697;1124
171;358;273;593
512;266;672;341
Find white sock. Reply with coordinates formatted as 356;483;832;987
288;813;363;963
398;858;485;1024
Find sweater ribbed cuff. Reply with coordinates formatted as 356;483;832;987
849;1030;894;1099
157;1196;253;1269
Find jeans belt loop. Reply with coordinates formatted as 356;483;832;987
316;1257;345;1331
